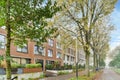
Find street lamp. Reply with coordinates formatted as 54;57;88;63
75;37;79;80
71;32;79;80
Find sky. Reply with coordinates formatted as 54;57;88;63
105;0;120;66
110;0;120;51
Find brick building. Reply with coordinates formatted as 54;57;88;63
0;27;86;71
0;28;63;70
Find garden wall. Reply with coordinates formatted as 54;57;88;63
0;68;43;80
0;72;43;80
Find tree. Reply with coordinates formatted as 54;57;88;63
109;45;120;59
99;58;106;68
109;50;120;68
56;28;84;79
109;45;120;68
90;17;113;71
0;0;60;80
55;0;117;77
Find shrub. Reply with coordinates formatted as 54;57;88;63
72;66;76;72
25;64;41;68
78;64;85;69
28;78;34;80
45;64;53;70
69;72;97;80
64;64;68;69
39;73;45;79
58;71;69;75
11;63;24;68
0;61;6;68
21;78;25;80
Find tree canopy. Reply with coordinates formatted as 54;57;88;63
109;49;120;68
0;0;60;80
54;0;117;77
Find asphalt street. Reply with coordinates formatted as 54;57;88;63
99;69;120;80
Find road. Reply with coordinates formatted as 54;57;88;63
99;69;120;80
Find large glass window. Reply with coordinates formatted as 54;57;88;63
46;60;54;64
48;39;54;47
57;52;61;58
0;35;6;49
17;44;28;53
34;45;45;56
48;49;53;57
26;59;31;64
12;58;31;64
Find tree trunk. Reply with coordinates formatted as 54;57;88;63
76;62;78;80
85;52;90;77
98;55;100;68
96;55;99;69
93;52;97;72
6;0;12;80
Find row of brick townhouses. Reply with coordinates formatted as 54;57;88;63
0;27;85;70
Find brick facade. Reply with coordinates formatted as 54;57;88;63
0;28;63;71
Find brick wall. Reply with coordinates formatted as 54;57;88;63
0;28;63;71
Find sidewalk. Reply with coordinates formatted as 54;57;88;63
40;71;86;80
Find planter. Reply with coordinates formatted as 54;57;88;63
23;68;42;73
0;68;42;74
45;70;73;77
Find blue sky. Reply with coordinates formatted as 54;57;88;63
110;0;120;50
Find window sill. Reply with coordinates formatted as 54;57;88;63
17;51;28;54
34;54;45;56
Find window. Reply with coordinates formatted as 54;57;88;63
0;35;6;49
56;42;61;49
34;45;45;56
12;58;20;64
48;39;54;47
71;57;72;61
57;52;61;58
63;54;65;60
46;60;54;64
17;44;28;53
1;26;6;29
67;55;69;61
73;57;74;61
71;49;73;55
71;57;74;61
12;58;31;64
48;49;53;57
68;48;70;53
26;59;31;64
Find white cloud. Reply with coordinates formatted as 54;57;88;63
110;41;120;51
